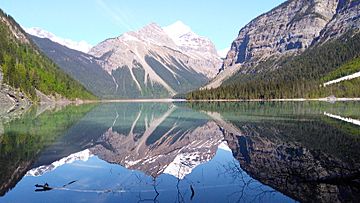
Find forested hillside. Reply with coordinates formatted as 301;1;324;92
0;9;95;101
187;32;360;100
30;36;116;98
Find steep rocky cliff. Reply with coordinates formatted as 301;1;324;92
224;0;338;68
206;0;360;89
319;0;360;42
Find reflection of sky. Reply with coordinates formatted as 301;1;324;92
2;148;293;203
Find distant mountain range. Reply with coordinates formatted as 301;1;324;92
192;0;360;99
1;0;359;101
25;27;93;53
0;9;94;103
30;21;221;99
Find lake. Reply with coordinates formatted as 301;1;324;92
0;102;359;203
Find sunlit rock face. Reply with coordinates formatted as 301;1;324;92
223;0;338;69
319;0;360;42
207;0;360;89
88;22;221;98
222;123;360;203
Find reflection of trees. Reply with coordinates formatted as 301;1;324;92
134;165;193;203
0;104;95;196
195;100;360;202
220;161;277;203
134;174;160;203
221;121;360;202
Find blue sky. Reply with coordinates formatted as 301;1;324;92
0;0;285;50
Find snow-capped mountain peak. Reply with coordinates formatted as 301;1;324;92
163;20;193;40
163;21;219;57
126;22;177;48
162;21;222;78
25;27;93;53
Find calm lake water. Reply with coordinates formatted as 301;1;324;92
0;102;359;203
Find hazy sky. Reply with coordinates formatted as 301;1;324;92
0;0;285;50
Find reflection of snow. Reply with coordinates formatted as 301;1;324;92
163;151;209;179
218;141;232;152
163;141;231;179
324;112;360;126
26;149;93;177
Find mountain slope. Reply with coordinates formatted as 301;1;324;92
88;23;221;98
191;0;360;99
224;0;338;67
205;0;340;89
0;9;95;101
163;21;221;77
30;35;117;98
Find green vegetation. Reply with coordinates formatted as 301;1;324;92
188;101;360;162
321;57;360;82
314;77;360;98
187;32;360;100
187;101;360;122
0;9;96;101
0;104;96;195
30;35;116;99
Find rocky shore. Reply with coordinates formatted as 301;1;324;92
0;83;32;123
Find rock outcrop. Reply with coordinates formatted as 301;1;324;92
0;84;31;121
207;0;360;89
223;0;338;69
319;0;360;42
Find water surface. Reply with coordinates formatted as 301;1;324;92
0;102;359;202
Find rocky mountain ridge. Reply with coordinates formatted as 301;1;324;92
88;22;221;98
31;22;221;98
206;0;360;89
25;27;92;53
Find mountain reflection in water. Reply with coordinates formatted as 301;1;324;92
0;102;359;202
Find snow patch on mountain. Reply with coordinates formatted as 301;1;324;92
218;48;230;59
163;21;218;55
26;149;93;177
163;21;192;46
163;21;222;78
25;27;93;53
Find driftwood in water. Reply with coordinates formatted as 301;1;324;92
35;183;53;192
35;180;78;192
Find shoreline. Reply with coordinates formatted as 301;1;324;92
2;97;359;122
185;98;360;102
82;98;360;103
4;97;360;107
